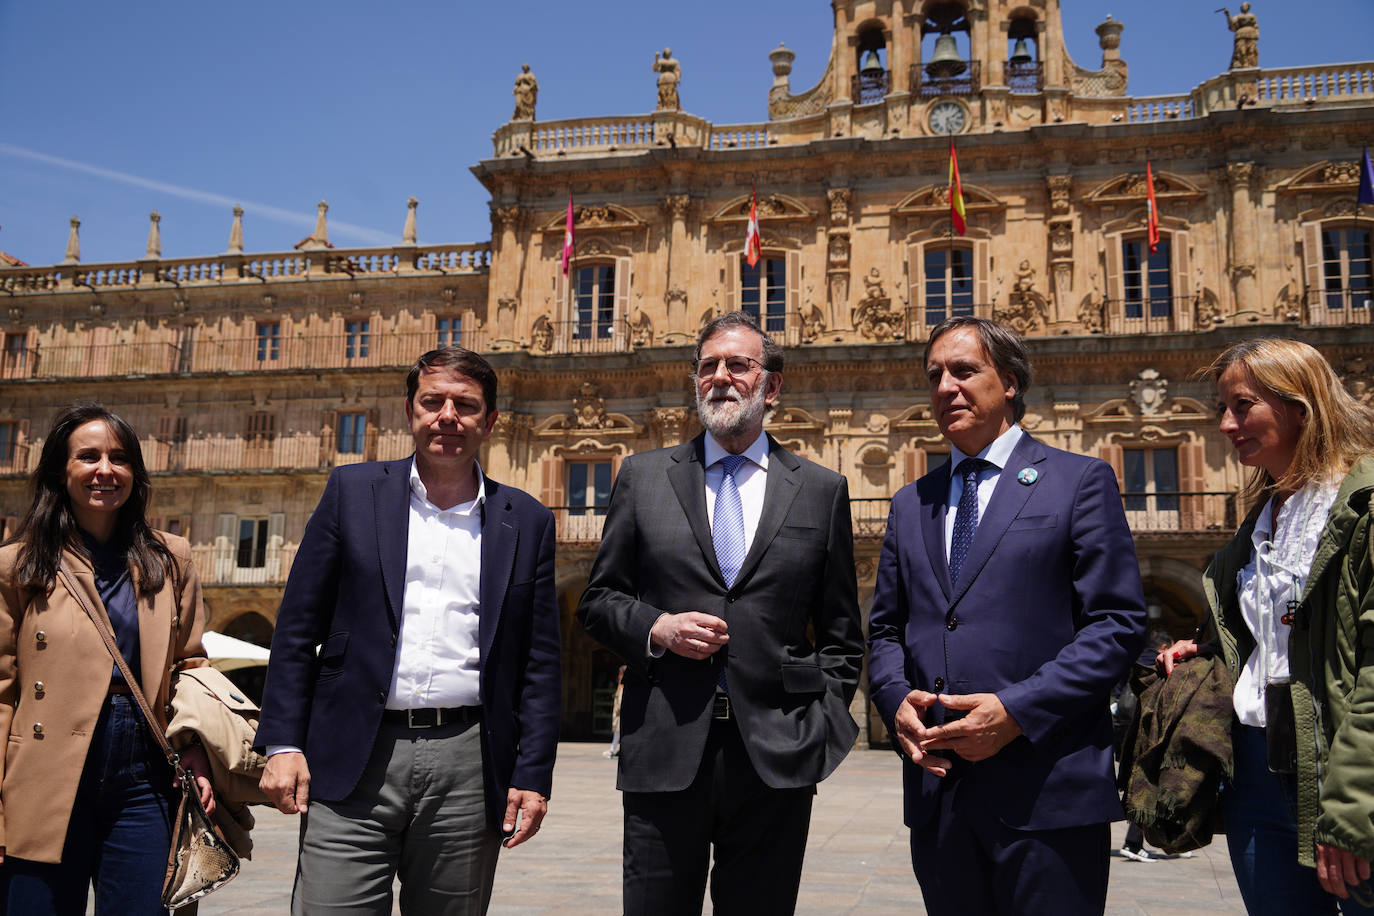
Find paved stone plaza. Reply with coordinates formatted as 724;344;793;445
197;743;1246;915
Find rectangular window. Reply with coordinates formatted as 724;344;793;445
740;257;787;333
1124;448;1179;513
574;266;615;340
1122;239;1173;319
156;414;188;444
567;461;612;517
336;412;367;454
236;518;269;568
0;421;16;461
1322;227;1372;311
924;248;974;324
437;316;462;347
165;517;183;537
255;322;280;362
3;333;26;370
345;319;370;358
246;411;276;445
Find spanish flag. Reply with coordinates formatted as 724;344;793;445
948;140;966;236
1146;162;1159;254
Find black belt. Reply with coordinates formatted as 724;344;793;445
712;693;732;721
382;706;480;729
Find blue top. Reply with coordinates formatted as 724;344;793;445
82;530;140;685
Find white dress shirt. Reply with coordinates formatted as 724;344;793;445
703;429;770;557
388;459;486;710
944;425;1024;562
1232;477;1339;727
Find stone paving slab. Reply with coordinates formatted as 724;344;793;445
196;743;1245;915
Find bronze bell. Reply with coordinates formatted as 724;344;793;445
926;33;968;79
1010;38;1033;65
860;49;884;77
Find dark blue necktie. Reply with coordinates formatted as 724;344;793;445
949;457;992;585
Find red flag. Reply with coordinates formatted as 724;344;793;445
561;193;575;276
1146;162;1159;254
745;184;762;268
948;140;966;236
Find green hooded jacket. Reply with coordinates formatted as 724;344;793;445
1204;456;1374;868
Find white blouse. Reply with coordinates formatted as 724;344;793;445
1233;478;1339;727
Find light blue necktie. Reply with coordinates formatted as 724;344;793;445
949;457;992;585
713;454;748;694
713;454;749;587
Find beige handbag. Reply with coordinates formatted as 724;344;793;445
59;564;240;909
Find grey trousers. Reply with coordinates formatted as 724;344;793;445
291;716;501;916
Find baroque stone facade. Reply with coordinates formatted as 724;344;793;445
3;0;1372;743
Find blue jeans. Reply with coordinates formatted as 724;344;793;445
1225;724;1374;916
1;693;177;916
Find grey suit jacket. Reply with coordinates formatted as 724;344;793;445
577;433;863;792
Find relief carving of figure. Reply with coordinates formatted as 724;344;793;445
1222;3;1259;70
653;48;681;111
530;314;553;352
574;381;607;429
853;268;903;341
512;63;538;120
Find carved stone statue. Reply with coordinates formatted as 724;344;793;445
513;63;538;120
653;48;681;111
1222;4;1259;69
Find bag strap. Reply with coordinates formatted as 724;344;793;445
57;561;184;776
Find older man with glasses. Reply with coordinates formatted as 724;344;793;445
578;310;863;916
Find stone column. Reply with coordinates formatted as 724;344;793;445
1226;161;1260;316
826;188;852;333
489;205;523;348
663;195;690;325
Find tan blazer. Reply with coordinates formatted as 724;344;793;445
0;533;206;863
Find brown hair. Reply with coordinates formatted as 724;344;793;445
924;317;1033;422
1205;338;1374;502
405;346;497;413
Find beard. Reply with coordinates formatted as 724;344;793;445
697;379;768;442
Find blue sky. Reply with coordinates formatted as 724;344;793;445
2;0;1370;265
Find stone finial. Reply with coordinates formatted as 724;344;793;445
145;211;162;259
770;43;795;80
228;205;244;254
298;201;331;250
1096;15;1124;62
402;197;418;245
63;216;81;264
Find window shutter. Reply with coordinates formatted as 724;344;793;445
974;238;990;308
724;254;737;313
1104;235;1124;317
365;408;379;460
1171;230;1192;330
786;249;801;322
540;456;565;537
214;513;237;582
1179;441;1206;530
1098;444;1125;493
615;256;631;349
1302;221;1323;315
266;512;286;581
907;242;923;328
555;262;568;323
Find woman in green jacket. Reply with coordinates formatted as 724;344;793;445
1163;338;1374;914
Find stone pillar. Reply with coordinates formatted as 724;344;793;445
63;216;81;264
1226;161;1260;317
826;188;852;333
489;205;523;348
146;211;162;259
402;197;418;245
1045;174;1075;326
227;206;245;254
663;194;690;325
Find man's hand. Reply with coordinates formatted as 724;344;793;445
893;689;952;777
1317;842;1372;899
502;788;548;848
919;693;1023;763
1157;639;1199;676
178;743;217;815
261;751;311;815
650;612;729;660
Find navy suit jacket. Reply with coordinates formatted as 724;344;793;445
867;433;1146;830
255;458;561;831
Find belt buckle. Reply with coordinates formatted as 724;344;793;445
407;708;439;728
712;693;731;720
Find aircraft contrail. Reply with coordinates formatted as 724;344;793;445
0;143;397;246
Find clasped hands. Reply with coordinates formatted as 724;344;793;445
893;689;1022;776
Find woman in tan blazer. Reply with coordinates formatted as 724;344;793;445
0;403;214;915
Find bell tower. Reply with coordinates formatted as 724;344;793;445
768;1;1130;137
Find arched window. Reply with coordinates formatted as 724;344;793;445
1005;13;1041;92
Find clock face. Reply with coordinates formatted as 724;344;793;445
930;101;967;135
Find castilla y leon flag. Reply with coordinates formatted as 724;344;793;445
1358;146;1374;207
561;193;574;276
1146;161;1160;254
745;184;762;268
948;140;966;236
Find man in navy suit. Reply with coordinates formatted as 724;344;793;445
255;347;561;915
867;317;1146;915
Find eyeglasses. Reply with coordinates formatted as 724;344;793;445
694;355;765;379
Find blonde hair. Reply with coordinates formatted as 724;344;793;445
1205;338;1374;503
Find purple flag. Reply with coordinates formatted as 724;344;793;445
1359;147;1374;206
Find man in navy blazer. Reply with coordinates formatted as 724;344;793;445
867;318;1146;915
255;347;561;915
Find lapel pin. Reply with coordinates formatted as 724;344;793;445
1016;467;1039;486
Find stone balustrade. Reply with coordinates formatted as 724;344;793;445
1125;95;1195;123
0;242;493;295
1254;62;1374;102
